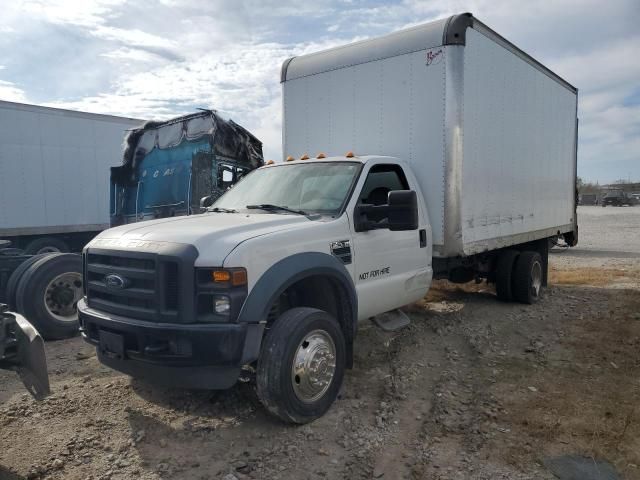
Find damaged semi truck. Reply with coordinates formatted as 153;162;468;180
78;13;578;423
110;110;264;226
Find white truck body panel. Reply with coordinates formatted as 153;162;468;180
0;101;141;236
460;28;577;252
282;15;577;258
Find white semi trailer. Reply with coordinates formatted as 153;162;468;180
78;13;578;423
0;100;141;253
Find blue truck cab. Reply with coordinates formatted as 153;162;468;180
110;110;263;226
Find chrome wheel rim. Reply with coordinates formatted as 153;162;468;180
44;272;83;322
291;329;336;403
531;261;542;298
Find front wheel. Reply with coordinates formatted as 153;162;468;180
256;307;345;424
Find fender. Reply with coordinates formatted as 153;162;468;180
237;252;358;365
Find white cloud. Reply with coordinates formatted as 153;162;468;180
0;81;27;103
0;0;638;182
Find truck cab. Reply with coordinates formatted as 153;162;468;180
110;110;263;225
79;155;430;423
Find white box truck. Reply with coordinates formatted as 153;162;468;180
0;100;142;254
78;13;578;423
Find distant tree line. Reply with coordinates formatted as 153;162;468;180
577;177;640;194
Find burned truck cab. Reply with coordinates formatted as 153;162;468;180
110;110;263;226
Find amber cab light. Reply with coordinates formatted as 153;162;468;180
345;151;355;158
213;270;230;282
212;268;247;286
286;155;295;162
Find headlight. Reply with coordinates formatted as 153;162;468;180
214;295;231;315
196;267;248;323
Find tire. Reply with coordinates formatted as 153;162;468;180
512;251;543;305
256;307;346;424
5;253;55;310
15;253;83;340
23;237;70;255
495;250;519;302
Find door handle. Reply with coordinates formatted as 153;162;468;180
419;229;427;248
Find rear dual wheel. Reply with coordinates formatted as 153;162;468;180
495;249;543;304
512;251;543;304
15;254;83;340
23;237;70;255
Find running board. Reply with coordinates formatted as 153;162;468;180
371;309;411;332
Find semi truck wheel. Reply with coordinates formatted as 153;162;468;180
5;253;53;310
495;249;519;302
15;254;82;340
23;237;70;255
512;251;543;304
256;307;345;424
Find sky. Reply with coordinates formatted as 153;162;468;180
0;0;638;184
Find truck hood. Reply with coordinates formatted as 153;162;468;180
91;213;312;265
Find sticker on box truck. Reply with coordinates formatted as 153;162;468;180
425;48;444;66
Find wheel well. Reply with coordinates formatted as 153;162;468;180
268;275;355;368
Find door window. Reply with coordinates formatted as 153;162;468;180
358;164;409;222
359;164;409;205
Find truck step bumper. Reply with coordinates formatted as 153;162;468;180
78;299;263;390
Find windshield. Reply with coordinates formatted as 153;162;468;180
212;162;361;216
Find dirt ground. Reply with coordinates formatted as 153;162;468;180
1;206;639;480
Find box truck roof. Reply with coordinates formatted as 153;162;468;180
281;12;576;94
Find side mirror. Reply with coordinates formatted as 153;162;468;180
200;195;214;209
387;190;419;231
354;190;419;232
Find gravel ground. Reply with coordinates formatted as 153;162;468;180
552;206;640;270
1;207;639;480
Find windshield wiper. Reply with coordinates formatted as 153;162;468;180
208;207;237;213
246;204;308;216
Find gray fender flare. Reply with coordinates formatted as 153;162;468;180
238;252;358;366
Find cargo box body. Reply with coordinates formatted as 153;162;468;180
282;14;578;258
0;101;141;237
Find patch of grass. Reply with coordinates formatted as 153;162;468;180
549;267;640;286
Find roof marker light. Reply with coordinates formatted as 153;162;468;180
266;160;275;165
345;151;355;158
317;153;326;159
300;154;309;160
286;155;294;162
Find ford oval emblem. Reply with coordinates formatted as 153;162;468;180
104;274;129;290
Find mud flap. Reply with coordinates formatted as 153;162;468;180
1;306;50;400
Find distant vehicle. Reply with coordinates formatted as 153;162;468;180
110;110;264;226
0;103;139;340
601;189;638;207
579;193;599;205
0;100;141;254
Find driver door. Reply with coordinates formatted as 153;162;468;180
350;164;430;320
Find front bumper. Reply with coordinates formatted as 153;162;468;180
78;299;264;389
